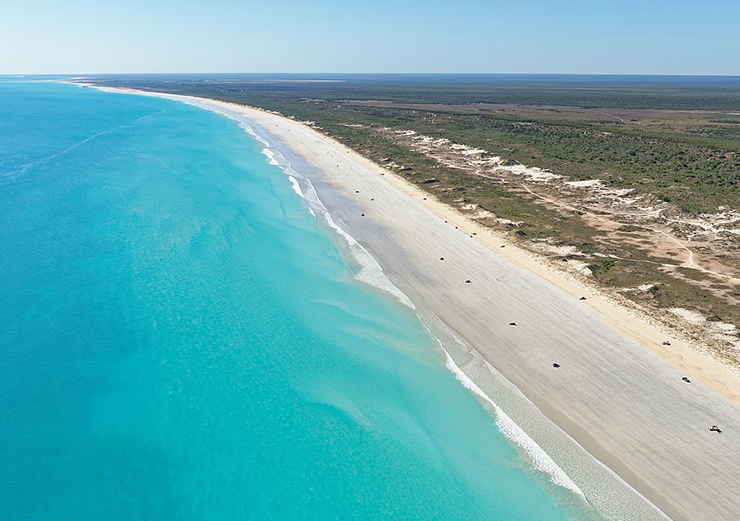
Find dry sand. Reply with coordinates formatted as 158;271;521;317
81;85;740;521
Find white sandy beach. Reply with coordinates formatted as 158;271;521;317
84;85;740;521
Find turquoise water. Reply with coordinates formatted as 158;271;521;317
0;80;599;520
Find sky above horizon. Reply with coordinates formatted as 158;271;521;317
2;0;739;75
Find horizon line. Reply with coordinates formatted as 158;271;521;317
3;72;740;78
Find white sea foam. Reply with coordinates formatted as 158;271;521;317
442;349;585;496
321;210;415;309
261;147;280;166
421;315;587;497
288;176;304;198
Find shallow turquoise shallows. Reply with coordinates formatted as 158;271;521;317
0;79;598;520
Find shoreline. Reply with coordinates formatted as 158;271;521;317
81;82;740;403
70;83;740;521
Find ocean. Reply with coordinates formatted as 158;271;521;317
0;79;605;520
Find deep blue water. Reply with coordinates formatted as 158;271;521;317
0;79;599;520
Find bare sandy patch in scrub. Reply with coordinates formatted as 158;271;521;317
668;308;740;353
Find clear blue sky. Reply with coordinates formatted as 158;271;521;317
2;0;739;74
